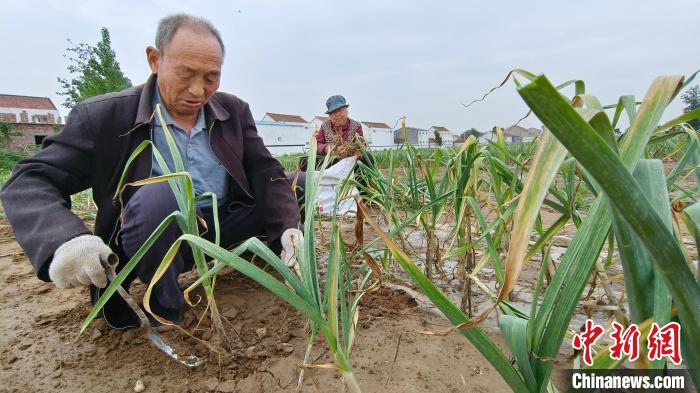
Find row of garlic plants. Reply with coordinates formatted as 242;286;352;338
355;71;700;392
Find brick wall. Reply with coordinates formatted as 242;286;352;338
30;114;50;123
0;113;17;122
5;123;62;149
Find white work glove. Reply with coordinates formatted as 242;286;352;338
48;234;116;289
280;228;304;275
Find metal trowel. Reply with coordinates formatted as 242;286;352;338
100;254;205;368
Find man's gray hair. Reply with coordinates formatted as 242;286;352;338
155;14;225;56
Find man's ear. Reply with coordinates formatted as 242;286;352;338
146;46;160;74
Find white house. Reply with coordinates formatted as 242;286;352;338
394;126;430;147
428;126;454;146
256;112;310;155
361;121;393;150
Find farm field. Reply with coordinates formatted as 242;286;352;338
0;205;627;393
1;72;699;393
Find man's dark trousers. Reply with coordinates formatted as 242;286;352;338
92;181;265;329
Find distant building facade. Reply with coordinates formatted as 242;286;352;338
361;121;393;150
0;94;61;124
394;126;429;147
502;125;541;143
0;94;63;148
428;126;454;146
479;126;542;144
257;112;310;155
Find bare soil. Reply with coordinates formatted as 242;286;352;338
0;239;511;393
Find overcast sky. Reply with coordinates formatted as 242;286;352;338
1;0;697;132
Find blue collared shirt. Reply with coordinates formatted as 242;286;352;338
150;88;229;207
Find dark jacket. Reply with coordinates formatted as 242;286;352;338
1;75;300;281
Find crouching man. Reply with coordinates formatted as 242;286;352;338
1;14;302;329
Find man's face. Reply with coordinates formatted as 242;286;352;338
330;107;349;127
146;27;223;119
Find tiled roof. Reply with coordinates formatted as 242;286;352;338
362;121;390;129
264;112;308;123
0;94;57;110
431;126;449;132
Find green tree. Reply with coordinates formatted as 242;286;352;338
680;85;700;130
433;130;443;146
461;127;483;139
57;27;132;109
0;122;20;150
